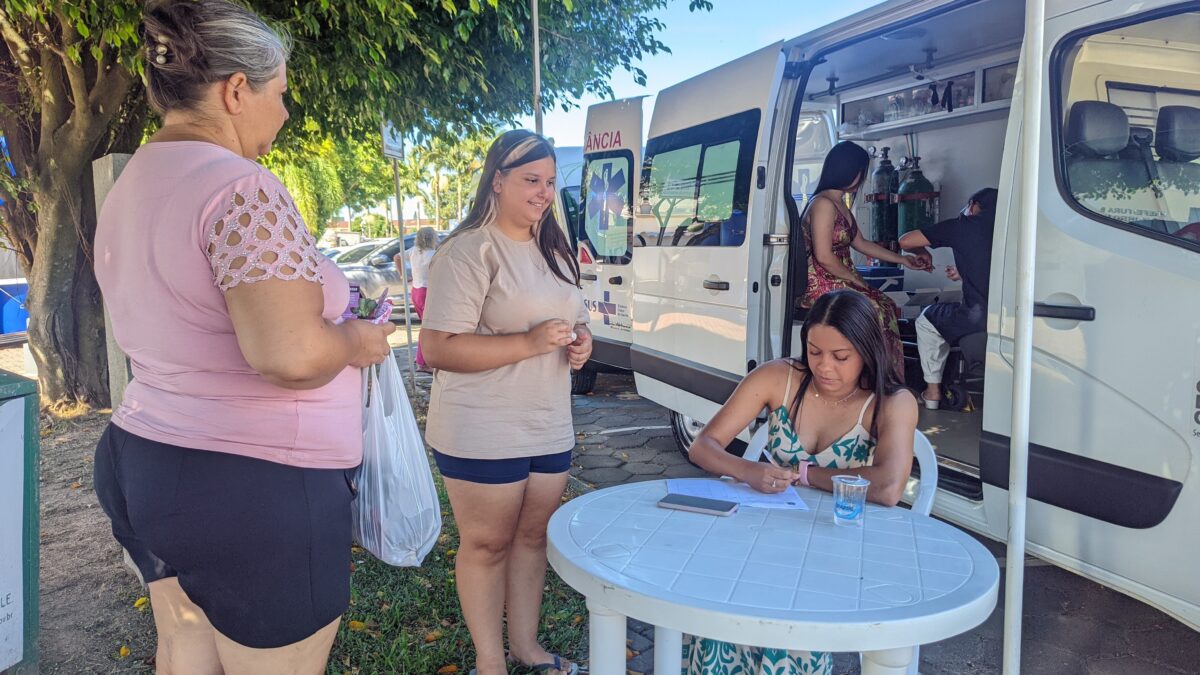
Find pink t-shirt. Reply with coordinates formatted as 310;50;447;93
94;141;360;469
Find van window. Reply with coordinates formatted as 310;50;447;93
1056;11;1200;250
579;151;634;263
635;109;760;247
791;111;835;199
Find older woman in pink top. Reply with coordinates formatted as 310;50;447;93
92;2;393;673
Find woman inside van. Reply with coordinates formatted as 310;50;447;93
684;289;918;675
802;141;929;378
420;130;591;675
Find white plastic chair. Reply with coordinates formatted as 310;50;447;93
910;429;939;516
746;423;938;675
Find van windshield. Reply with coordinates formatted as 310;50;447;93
1059;12;1200;247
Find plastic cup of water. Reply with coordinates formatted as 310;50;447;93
832;475;870;526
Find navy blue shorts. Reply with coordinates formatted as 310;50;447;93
93;423;355;648
432;448;572;484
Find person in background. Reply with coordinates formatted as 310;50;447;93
899;187;998;409
92;1;394;673
396;226;439;372
419;130;591;675
802;141;930;379
684;289;918;675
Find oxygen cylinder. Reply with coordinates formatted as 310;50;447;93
869;147;898;265
897;156;937;237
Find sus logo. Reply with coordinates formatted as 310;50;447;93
585;130;623;152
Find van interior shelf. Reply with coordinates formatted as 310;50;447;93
838;100;1011;142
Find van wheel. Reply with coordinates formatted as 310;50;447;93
670;411;747;466
570;363;598;395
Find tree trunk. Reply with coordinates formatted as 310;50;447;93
26;159;109;410
433;171;441;229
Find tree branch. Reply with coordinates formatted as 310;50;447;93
39;46;69;168
0;8;36;92
88;42;121;112
92;65;132;127
53;8;90;122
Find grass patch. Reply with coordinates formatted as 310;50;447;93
327;468;589;675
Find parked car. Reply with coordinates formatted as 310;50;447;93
326;240;382;264
338;231;450;319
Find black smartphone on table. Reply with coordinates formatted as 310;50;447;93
657;493;739;516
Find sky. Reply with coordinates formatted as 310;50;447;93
517;0;887;147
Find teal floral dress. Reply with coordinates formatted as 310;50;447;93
683;364;878;675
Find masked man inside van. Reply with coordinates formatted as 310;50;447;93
899;187;998;410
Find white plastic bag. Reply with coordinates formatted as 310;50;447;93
352;351;442;567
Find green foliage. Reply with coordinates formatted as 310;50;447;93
0;0;713;405
352;212;391;239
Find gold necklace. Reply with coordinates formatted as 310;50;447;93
812;387;859;406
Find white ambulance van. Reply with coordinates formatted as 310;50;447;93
628;0;1200;630
573;99;644;393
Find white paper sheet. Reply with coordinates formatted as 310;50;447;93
666;478;809;510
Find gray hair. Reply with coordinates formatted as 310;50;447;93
142;0;292;114
415;226;439;251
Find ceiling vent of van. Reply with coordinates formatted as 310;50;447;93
881;27;926;41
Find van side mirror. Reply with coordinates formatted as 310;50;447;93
369;255;390;267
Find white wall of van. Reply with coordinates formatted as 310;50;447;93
623;0;1200;632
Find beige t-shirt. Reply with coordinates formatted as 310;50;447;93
423;225;588;459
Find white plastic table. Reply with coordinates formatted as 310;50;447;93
547;479;999;675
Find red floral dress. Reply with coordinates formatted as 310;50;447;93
802;204;904;379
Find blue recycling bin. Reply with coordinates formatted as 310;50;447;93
0;283;28;335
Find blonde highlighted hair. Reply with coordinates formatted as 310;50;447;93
446;130;579;287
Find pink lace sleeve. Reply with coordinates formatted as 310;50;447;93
206;182;324;291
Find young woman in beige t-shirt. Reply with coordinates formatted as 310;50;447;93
420;131;590;675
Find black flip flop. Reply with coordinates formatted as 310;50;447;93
522;654;578;675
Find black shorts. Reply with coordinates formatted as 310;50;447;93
432;448;572;484
93;423;355;648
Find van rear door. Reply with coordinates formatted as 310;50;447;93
982;2;1200;629
578;99;643;369
630;42;785;421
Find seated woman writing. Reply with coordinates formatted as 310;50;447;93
683;289;919;675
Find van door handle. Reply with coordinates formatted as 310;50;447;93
1034;302;1096;322
608;276;623;285
703;279;731;291
580;273;598;281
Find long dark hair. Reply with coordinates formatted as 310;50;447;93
813;141;871;196
800;140;871;231
446;129;580;287
791;289;903;437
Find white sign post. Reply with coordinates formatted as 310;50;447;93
0;398;25;670
382;122;418;390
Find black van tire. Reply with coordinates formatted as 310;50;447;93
670;411;747;467
570;362;598;395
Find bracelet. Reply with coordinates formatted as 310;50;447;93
793;461;811;487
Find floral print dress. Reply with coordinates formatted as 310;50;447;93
801;198;904;380
683;366;878;675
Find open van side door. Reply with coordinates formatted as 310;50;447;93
764;102;837;361
981;1;1200;630
631;42;785;424
578;99;643;370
